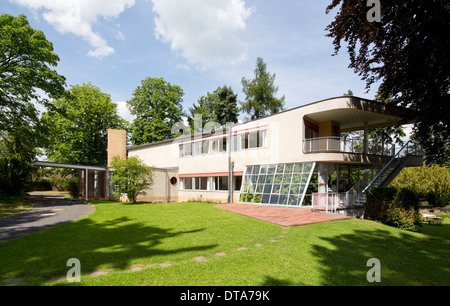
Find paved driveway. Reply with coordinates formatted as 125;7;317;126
0;192;95;242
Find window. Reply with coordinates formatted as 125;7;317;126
179;127;266;158
239;163;316;207
180;142;192;157
241;132;249;149
221;137;228;152
202;140;210;154
234;176;242;191
258;130;267;147
213;176;228;191
211;139;219;153
194;141;202;156
194;177;208;190
182;177;192;190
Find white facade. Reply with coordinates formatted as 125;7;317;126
126;96;420;207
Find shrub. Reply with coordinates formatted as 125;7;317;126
391;165;450;207
110;156;154;203
365;187;422;231
28;179;52;191
65;179;79;199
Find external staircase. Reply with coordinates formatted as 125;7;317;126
346;141;423;208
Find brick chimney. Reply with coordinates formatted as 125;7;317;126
107;129;127;166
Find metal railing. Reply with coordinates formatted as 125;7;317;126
344;140;422;207
312;193;342;213
303;137;396;156
362;140;412;193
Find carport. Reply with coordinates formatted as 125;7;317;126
32;161;109;200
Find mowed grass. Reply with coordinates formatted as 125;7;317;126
0;194;33;218
0;201;449;286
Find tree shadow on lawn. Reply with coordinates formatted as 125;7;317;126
0;216;217;284
310;227;450;286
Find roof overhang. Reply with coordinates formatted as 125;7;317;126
32;161;108;171
304;97;417;132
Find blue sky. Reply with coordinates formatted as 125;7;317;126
3;0;381;123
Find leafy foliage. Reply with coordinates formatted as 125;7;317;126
325;1;449;164
0;14;66;139
391;165;450;207
0;14;67;195
187;85;239;133
110;156;154;203
127;77;184;146
42;83;127;167
365;187;422;231
240;57;285;120
0;133;39;195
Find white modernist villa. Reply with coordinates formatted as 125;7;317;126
109;96;422;214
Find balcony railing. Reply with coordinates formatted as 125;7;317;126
303;137;396;156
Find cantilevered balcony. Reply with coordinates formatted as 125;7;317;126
303;136;396;156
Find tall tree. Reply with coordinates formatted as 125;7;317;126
127;77;184;146
0;14;66;195
188;85;239;133
325;0;449;164
187;95;215;134
42;83;127;167
240;57;285;121
0;14;66;139
212;85;239;125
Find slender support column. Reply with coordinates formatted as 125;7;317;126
318;163;328;194
85;169;88;201
227;124;233;203
363;122;369;154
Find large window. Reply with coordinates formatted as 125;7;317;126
181;177;193;190
179;127;267;157
195;177;208;190
213;176;228;191
239;163;316;207
180;175;243;192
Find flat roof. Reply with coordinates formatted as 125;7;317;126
127;95;417;151
32;161;108;171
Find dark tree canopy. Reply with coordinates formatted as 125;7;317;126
325;0;449;164
188;85;239;133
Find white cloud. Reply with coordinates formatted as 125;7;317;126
115;101;134;122
10;0;135;58
151;0;254;69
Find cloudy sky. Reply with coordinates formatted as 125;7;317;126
3;0;382;123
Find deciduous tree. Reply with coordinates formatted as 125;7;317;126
127;77;184;146
42;83;127;167
325;0;449;164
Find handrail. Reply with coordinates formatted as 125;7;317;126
303;136;395;156
361;140;410;193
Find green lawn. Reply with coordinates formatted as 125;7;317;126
0;201;449;286
0;194;33;218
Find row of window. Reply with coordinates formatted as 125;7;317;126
180;176;242;191
179;129;267;157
